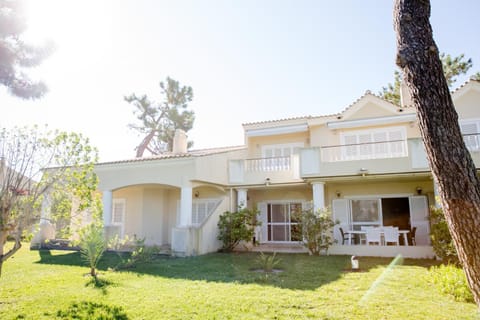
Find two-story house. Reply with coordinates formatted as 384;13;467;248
34;79;480;258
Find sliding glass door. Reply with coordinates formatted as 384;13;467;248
266;203;302;242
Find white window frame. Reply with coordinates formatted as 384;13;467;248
112;198;126;237
265;201;303;243
459;119;480;151
339;126;407;160
261;142;304;158
191;198;221;226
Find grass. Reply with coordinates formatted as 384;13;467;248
0;245;479;320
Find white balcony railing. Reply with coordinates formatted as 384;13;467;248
245;156;291;172
320;140;409;162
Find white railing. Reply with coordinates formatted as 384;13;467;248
321;140;409;162
245;156;291;172
192;199;222;226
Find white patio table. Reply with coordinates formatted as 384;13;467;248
345;229;409;246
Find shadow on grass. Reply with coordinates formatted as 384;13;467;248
85;276;116;295
35;249;438;291
55;301;128;320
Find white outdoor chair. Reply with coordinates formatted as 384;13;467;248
383;226;399;246
359;226;372;245
366;228;382;246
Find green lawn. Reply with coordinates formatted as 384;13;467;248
0;245;478;319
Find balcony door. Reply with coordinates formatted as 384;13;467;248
258;202;302;243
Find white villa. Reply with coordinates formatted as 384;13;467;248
35;80;480;258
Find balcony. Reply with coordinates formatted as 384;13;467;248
300;138;429;177
229;155;300;184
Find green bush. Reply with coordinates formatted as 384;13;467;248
217;207;260;252
256;252;281;272
78;223;106;279
429;206;459;264
293;207;336;255
108;236;160;269
429;264;474;303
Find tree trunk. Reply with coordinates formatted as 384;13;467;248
394;0;480;306
135;131;156;157
0;231;22;277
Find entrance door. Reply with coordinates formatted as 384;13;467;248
381;198;410;230
264;203;302;242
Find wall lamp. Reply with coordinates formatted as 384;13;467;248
359;168;368;177
265;177;271;186
416;186;422;195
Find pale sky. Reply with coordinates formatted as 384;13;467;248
2;0;480;162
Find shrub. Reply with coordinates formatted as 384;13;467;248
116;238;160;269
293;207;336;255
429;206;459;264
256;252;281;272
217;207;260;252
78;223;106;279
429;264;474;303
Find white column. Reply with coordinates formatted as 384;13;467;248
312;182;325;212
102;190;113;226
180;186;193;226
40;192;52;225
237;188;248;209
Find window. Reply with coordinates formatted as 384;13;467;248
350;199;381;227
266;202;302;242
111;199;125;237
256;143;303;171
112;199;125;225
262;143;303;158
460;120;480;151
340;126;407;160
191;199;221;226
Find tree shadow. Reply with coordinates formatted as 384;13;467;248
36;249;123;270
85;276;116;295
54;301;128;320
35;249;438;291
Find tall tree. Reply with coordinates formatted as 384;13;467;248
0;0;52;99
394;0;480;306
380;53;473;105
0;126;98;276
125;77;195;157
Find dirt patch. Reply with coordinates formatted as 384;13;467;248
250;268;284;274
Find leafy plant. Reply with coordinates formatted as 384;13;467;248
293;207;336;255
429;264;474;303
114;237;160;269
256;252;281;272
78;222;106;279
429;206;459;264
217;207;260;252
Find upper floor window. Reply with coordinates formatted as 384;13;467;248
460;120;480;151
262;143;303;158
337;126;407;161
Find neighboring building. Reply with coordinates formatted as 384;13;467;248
35;80;480;258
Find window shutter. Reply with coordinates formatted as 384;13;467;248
409;196;430;245
332;199;350;244
257;202;268;243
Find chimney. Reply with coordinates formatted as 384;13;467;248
400;80;412;108
172;129;188;154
